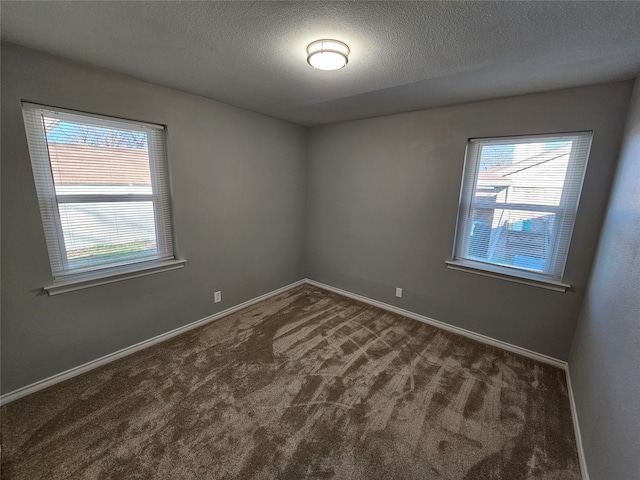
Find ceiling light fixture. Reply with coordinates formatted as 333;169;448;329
307;39;350;71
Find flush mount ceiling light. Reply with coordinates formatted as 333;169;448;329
307;39;350;70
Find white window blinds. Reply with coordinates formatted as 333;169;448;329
452;132;592;282
22;103;176;280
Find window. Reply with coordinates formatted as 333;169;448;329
448;132;592;291
22;103;183;294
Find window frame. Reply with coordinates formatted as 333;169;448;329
448;132;593;292
22;102;185;295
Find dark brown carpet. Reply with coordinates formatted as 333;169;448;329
1;285;581;479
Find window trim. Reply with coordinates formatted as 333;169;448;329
22;102;183;293
445;259;570;292
449;131;592;291
44;259;187;296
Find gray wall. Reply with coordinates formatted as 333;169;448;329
1;40;635;400
306;82;632;360
1;43;308;394
568;81;640;480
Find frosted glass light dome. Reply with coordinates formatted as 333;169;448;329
307;40;350;70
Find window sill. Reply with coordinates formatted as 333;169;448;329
44;259;187;296
445;259;570;292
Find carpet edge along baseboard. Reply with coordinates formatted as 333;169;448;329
1;277;566;405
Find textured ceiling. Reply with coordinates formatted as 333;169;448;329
2;1;640;126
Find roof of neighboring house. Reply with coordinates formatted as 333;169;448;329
47;143;151;186
477;144;571;189
476;171;512;189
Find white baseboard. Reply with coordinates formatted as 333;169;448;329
565;366;590;480
304;279;567;369
1;276;588;479
0;279;306;405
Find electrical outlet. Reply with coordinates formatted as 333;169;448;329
214;291;222;303
396;287;402;298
